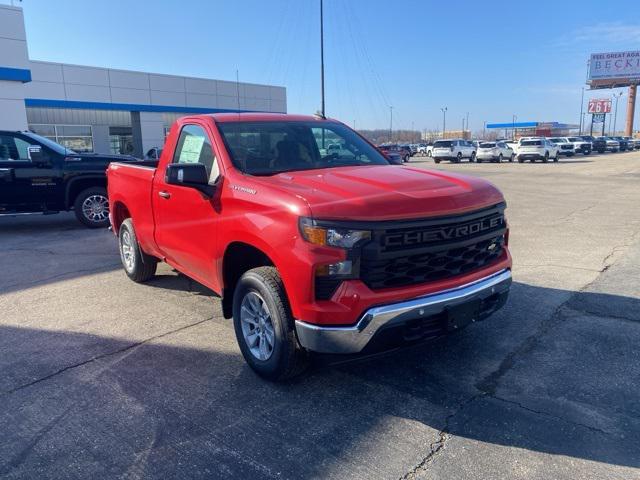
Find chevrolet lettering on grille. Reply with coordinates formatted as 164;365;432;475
383;215;504;248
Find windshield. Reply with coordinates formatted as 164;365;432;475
434;141;453;147
567;137;581;142
218;121;389;175
23;131;76;155
479;142;496;148
521;140;542;146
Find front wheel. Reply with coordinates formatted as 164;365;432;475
498;154;503;163
470;152;476;163
118;218;158;282
455;152;462;163
543;152;549;163
233;267;309;381
74;187;110;228
434;158;441;164
554;151;559;162
510;153;515;162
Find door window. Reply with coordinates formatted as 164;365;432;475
0;135;34;161
173;124;219;183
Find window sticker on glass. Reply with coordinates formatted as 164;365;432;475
179;135;205;164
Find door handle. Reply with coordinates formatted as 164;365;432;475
158;191;171;199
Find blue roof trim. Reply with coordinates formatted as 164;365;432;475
0;67;32;83
24;98;259;114
486;122;538;129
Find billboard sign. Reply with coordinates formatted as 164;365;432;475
588;98;612;114
588;51;640;86
592;113;606;123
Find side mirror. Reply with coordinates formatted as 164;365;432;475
165;163;215;197
28;145;50;166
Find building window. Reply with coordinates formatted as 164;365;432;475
29;124;94;153
109;126;134;155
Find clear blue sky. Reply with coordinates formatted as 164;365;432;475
17;0;640;132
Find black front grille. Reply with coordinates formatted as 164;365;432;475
315;277;342;300
359;204;506;290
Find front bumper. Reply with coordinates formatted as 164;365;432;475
295;269;512;354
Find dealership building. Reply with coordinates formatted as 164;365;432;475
0;4;287;156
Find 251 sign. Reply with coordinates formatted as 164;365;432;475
588;99;612;114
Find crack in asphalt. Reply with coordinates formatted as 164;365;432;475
488;394;612;436
0;317;213;397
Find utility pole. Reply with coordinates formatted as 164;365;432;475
626;85;637;136
613;91;623;135
483;121;486;139
319;0;325;117
465;112;469;136
440;107;447;139
579;87;585;135
389;106;393;142
512;114;517;140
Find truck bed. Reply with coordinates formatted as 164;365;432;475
107;161;158;255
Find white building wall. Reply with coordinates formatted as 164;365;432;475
0;4;29;130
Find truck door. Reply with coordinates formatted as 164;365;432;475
0;133;60;213
152;123;221;284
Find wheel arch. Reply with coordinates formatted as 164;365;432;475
65;176;107;209
221;241;277;319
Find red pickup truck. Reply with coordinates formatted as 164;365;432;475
107;113;512;380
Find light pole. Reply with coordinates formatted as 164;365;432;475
440;107;447;139
483;121;486;139
389;106;393;142
512;114;517;140
579;87;585;135
612;91;624;135
465;112;469;135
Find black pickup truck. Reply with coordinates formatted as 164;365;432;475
0;130;150;228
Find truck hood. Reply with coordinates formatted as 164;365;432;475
256;165;504;221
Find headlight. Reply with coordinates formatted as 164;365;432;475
299;218;371;248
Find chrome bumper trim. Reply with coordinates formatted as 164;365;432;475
295;269;512;354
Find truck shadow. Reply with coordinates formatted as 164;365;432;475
1;281;638;478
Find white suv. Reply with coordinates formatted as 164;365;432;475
432;139;476;163
517;137;560;163
549;137;575;157
476;141;516;163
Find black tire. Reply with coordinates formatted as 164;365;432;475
476;158;482;163
517;157;524;163
470;152;476;163
118;218;158;282
233;266;309;381
427;151;432;157
543;152;549;163
74;187;110;228
403;155;409;163
509;153;515;162
455;152;462;163
434;158;441;164
498;154;503;163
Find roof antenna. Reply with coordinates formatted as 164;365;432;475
317;0;326;119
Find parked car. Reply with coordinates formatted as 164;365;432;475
596;136;619;152
585;136;608;153
476;141;515;163
107;113;512;381
416;143;432;156
566;136;592;155
626;137;640;149
0;130;141;227
378;144;411;162
548;137;576;157
517;137;560;163
432;139;477;163
612;136;630;151
504;140;519;155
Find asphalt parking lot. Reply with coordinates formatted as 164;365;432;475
1;150;639;479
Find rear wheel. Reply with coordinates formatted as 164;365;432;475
498;154;503;163
233;267;308;381
455;152;462;163
554;151;559;162
74;187;110;228
510;153;515;162
118;218;158;282
518;157;524;163
434;158;441;164
470;152;476;163
542;152;549;163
